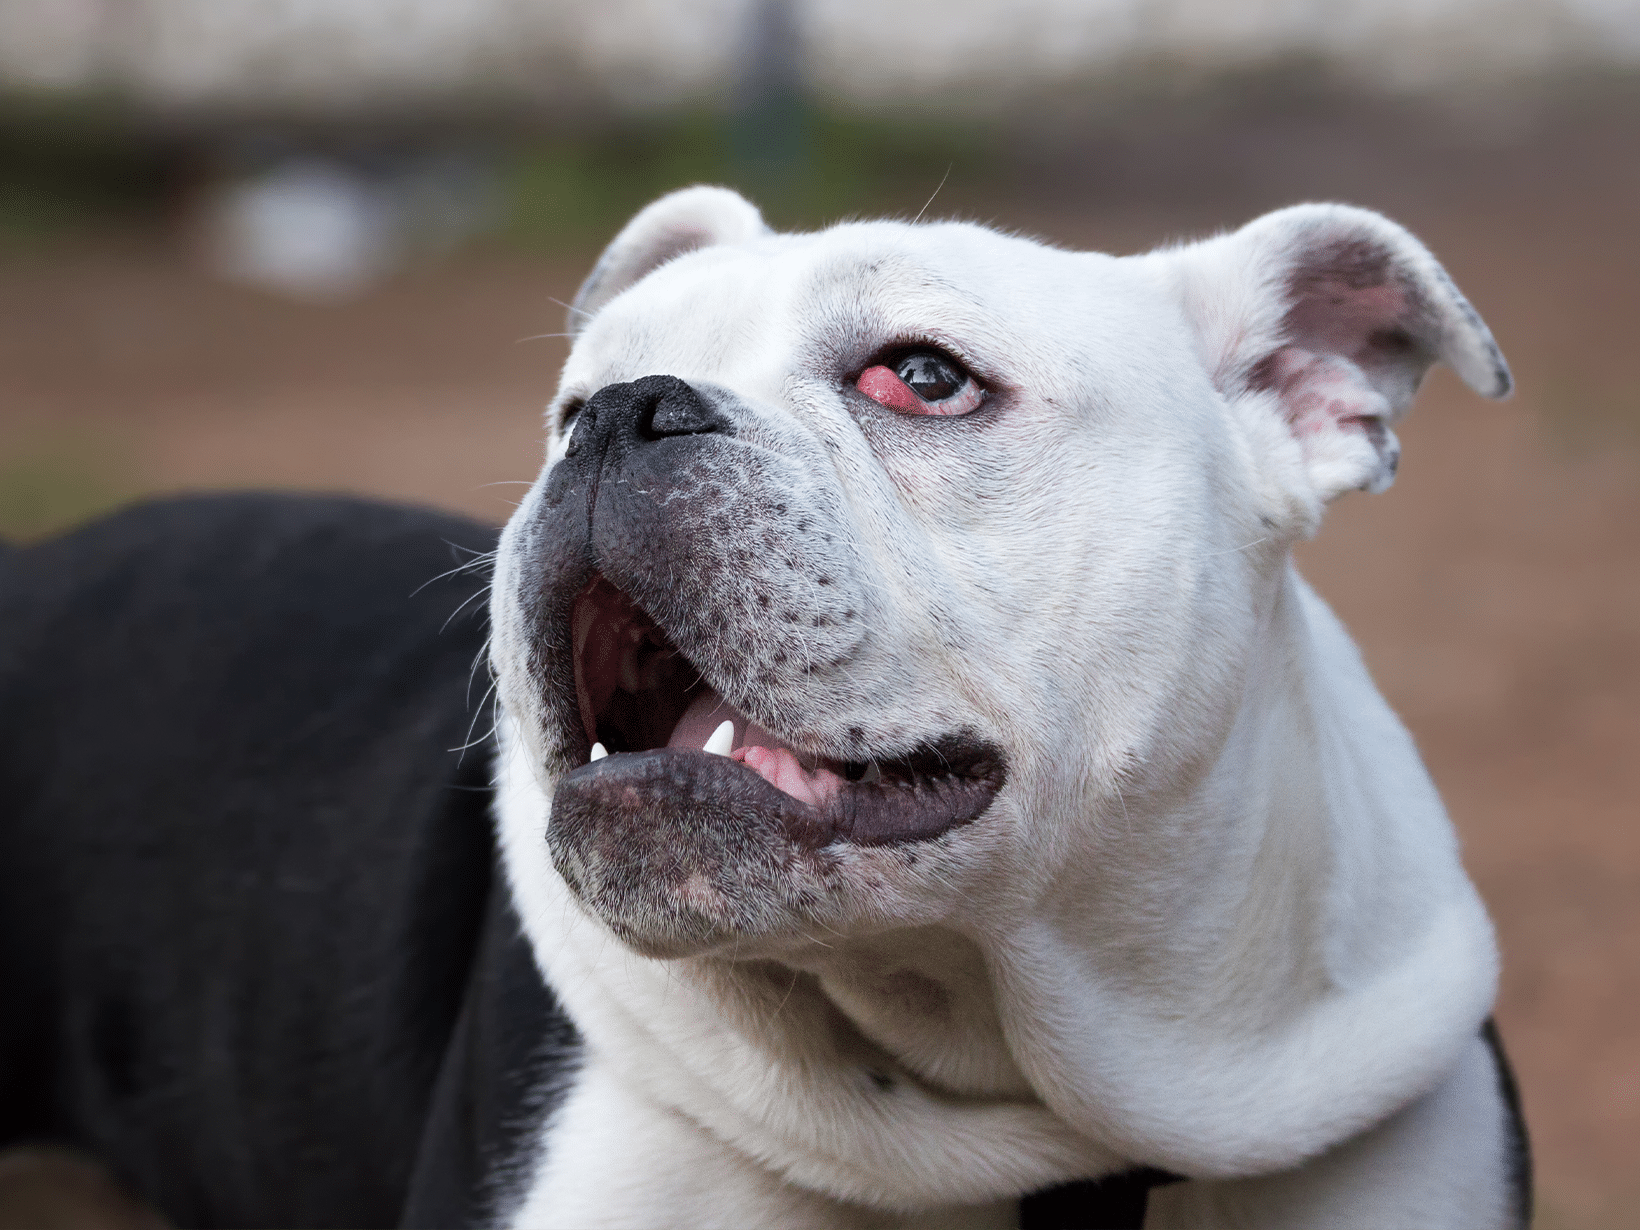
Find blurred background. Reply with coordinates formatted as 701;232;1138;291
1;1;1636;1226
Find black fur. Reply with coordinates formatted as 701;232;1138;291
400;886;581;1228
1482;1017;1533;1228
0;494;575;1228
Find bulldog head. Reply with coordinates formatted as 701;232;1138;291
489;186;1509;964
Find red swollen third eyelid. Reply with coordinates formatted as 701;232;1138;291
857;365;928;413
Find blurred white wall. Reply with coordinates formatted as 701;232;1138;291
2;0;1637;111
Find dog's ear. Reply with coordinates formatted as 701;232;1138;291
568;186;768;335
1164;203;1511;510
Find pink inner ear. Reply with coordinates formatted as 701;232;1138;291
1280;239;1430;403
1287;282;1412;368
1254;347;1391;437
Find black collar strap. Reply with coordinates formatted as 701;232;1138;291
1019;1166;1183;1230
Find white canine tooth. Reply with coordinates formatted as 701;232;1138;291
703;720;735;757
589;742;608;762
859;761;882;785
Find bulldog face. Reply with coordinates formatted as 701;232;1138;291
489;188;1509;961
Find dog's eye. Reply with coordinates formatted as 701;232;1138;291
857;349;984;416
898;352;962;400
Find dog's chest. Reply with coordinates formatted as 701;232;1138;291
511;1064;1162;1230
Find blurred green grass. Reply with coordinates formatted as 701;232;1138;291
0;94;996;253
499;108;995;244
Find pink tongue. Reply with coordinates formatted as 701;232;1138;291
667;690;841;809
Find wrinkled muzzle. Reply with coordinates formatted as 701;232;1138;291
498;374;1006;954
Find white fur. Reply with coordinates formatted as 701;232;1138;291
512;1052;1019;1230
488;191;1516;1228
1146;1035;1516;1229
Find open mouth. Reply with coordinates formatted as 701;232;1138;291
565;574;1004;846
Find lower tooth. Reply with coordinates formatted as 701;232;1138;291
589;742;608;762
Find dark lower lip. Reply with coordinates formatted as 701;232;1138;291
555;735;1005;852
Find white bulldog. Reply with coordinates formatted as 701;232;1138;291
487;187;1526;1229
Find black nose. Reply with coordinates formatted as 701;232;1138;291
565;375;730;461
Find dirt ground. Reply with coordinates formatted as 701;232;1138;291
2;95;1637;1229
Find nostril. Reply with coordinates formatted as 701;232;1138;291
562;404;594;458
639;379;726;440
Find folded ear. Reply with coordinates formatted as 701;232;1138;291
568;186;768;335
1165;203;1511;510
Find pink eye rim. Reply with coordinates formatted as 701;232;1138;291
854;348;986;417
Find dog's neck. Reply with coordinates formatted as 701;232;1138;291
494;561;1496;1206
979;562;1498;1175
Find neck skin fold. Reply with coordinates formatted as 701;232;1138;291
991;564;1497;1175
